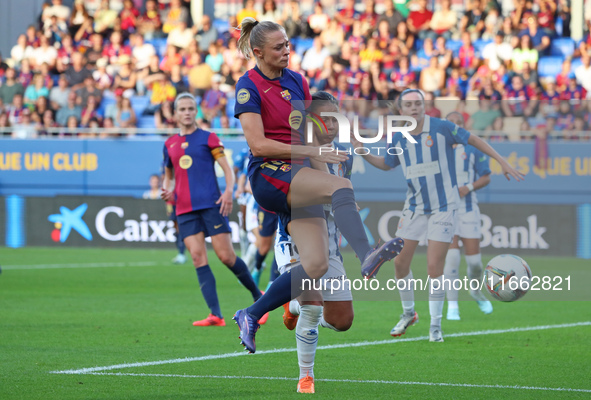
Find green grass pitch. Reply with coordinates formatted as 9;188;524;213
0;247;589;399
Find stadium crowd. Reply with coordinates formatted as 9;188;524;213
0;0;590;140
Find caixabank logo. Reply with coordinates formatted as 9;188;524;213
48;204;93;243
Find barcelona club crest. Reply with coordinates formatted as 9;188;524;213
280;163;292;172
281;90;291;101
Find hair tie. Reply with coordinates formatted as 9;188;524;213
253;20;259;27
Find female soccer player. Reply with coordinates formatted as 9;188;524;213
232;18;402;353
278;91;355;394
353;89;524;342
443;112;493;320
162;92;265;327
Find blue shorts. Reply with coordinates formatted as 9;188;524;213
248;159;324;233
177;206;231;240
257;206;278;237
166;204;177;222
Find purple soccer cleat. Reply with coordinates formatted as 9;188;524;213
361;237;404;279
233;308;260;353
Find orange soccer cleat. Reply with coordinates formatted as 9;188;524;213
193;314;226;327
282;302;298;331
297;374;315;394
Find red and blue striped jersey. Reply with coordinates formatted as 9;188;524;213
234;66;311;156
163;129;225;216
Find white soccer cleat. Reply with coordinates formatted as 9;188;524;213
477;300;493;314
390;312;418;337
446;307;460;320
171;254;187;264
429;327;444;342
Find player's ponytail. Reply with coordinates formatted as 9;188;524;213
237;17;286;60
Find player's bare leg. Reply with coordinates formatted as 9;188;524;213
444;235;462;320
427;240;451;342
391;240;420;337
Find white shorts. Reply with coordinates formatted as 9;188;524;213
395;209;456;243
275;242;352;302
245;194;259;232
237;192;249;206
454;209;481;239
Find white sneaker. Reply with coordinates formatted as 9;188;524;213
390;312;418;337
477;300;493;314
446;307;460;320
429;327;444;342
172;254;187;264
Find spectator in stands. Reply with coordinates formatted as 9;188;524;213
520;17;551;55
310;56;337;91
430;0;457;40
359;0;378;36
555;100;575;131
10;35;32;68
170;64;188;94
49;75;70;110
416;37;436;69
116;96;136;128
138;0;162;39
146;74;176;115
308;2;330;36
30;35;57;72
136;54;165;96
162;0;189;34
511;34;538;74
195;15;218;52
7;94;25;125
112;55;137;98
56;91;82;126
0;68;25;106
391;56;415;90
35;96;50;118
0;112;11;137
200;74;226;121
94;0;118;34
93;58;113;91
73;14;94;50
469;98;501;131
283;1;308;39
120;0;139;33
320;19;345;56
540;79;561;113
482;32;512;71
502;75;537;117
24;74;50;107
222;37;242;68
62;114;79;136
575;55;591;98
335;0;359;36
457;31;478;75
359;37;383;72
76;75;103;109
301;36;330;74
188;53;213;97
69;0;89;36
131;34;156;72
519;62;538;91
394;20;415;56
42;0;71;25
25;25;40;49
563;75;587;109
154;100;175;129
38;109;57;136
143;174;161;199
168;20;193;50
205;43;224;73
347;20;365;53
407;0;433;40
375;20;393;51
159;45;183;73
260;0;281;23
84;34;103;68
56;35;76;74
65;52;92;91
103;31;132;67
422;91;441;118
17;59;33;90
12;108;37;138
237;0;258;26
481;8;502;42
460;0;486;39
80;95;100;127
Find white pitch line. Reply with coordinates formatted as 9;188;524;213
2;261;160;270
50;321;591;375
80;372;591;393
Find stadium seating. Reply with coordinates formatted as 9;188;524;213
445;39;462;57
551;38;576;58
137;115;156;129
130;96;150;117
570;57;583;74
145;38;168;57
537;56;564;78
213;18;229;35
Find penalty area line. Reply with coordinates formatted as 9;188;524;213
50;321;591;375
81;372;591;393
2;261;161;270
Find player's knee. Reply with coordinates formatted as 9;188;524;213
218;252;236;267
334;177;353;191
325;312;353;331
304;261;328;280
190;251;207;266
258;241;272;255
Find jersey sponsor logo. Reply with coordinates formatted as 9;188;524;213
179;155;193;169
237;88;250;104
181;142;189;149
280;89;291;101
288;110;303;129
405;160;441;179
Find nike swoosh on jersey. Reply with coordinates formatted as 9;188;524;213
264;87;272;93
214;224;223;229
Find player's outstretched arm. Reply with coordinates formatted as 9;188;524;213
468;135;525;181
350;136;391;171
459;173;491;198
215;155;235;217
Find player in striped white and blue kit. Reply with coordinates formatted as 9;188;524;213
276;91;354;394
353;89;524;342
443;112;493;320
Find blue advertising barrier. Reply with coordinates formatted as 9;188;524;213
1;139;591;204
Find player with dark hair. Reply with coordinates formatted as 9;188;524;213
162;92;267;327
232;18;403;353
443;111;493;320
353;89;523;342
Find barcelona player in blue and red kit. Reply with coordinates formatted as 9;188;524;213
231;18;403;354
162;93;266;327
